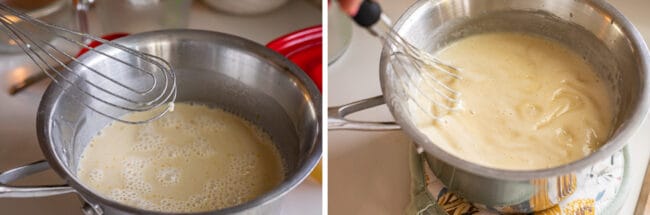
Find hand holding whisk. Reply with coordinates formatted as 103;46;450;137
343;0;463;120
0;3;176;124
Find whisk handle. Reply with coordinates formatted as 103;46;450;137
0;160;74;198
328;95;401;131
353;0;382;27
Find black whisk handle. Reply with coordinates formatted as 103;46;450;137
353;0;382;27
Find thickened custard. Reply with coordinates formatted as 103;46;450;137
412;32;615;170
77;103;284;212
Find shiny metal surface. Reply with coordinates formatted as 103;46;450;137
330;0;649;213
0;160;74;198
383;0;649;212
1;29;321;214
0;4;177;124
367;11;463;122
328;95;400;131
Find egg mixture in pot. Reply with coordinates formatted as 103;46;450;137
76;103;285;213
412;32;615;170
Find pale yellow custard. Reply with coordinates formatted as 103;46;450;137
77;103;284;212
412;32;615;170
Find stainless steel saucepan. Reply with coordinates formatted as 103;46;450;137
329;0;649;213
0;29;322;215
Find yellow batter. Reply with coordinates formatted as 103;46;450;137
76;103;284;212
412;32;615;170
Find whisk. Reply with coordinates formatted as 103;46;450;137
0;3;176;124
351;0;462;119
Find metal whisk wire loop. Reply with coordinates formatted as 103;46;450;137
0;3;176;124
371;14;462;120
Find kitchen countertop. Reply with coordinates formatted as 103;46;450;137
0;1;321;214
328;0;650;214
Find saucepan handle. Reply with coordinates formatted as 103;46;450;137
0;160;75;198
328;95;401;131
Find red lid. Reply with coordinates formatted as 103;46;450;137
76;33;130;58
267;26;322;91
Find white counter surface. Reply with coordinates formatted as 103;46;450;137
0;1;321;214
328;0;650;214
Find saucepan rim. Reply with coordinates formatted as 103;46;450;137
36;29;322;214
380;0;650;180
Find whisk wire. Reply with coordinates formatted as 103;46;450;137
0;3;176;124
0;4;157;94
394;51;460;106
372;14;463;120
0;13;165;111
390;56;444;121
391;51;459;112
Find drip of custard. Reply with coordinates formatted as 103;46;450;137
411;32;615;170
77;103;284;212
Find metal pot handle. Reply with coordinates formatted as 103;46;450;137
328;95;401;131
0;160;75;198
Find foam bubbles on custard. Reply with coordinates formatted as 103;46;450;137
159;114;182;129
88;169;104;183
190;137;216;158
229;152;258;176
109;189;137;202
196;117;225;132
156;168;181;186
76;103;285;213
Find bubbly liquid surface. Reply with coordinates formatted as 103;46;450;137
412;32;615;170
77;103;284;212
